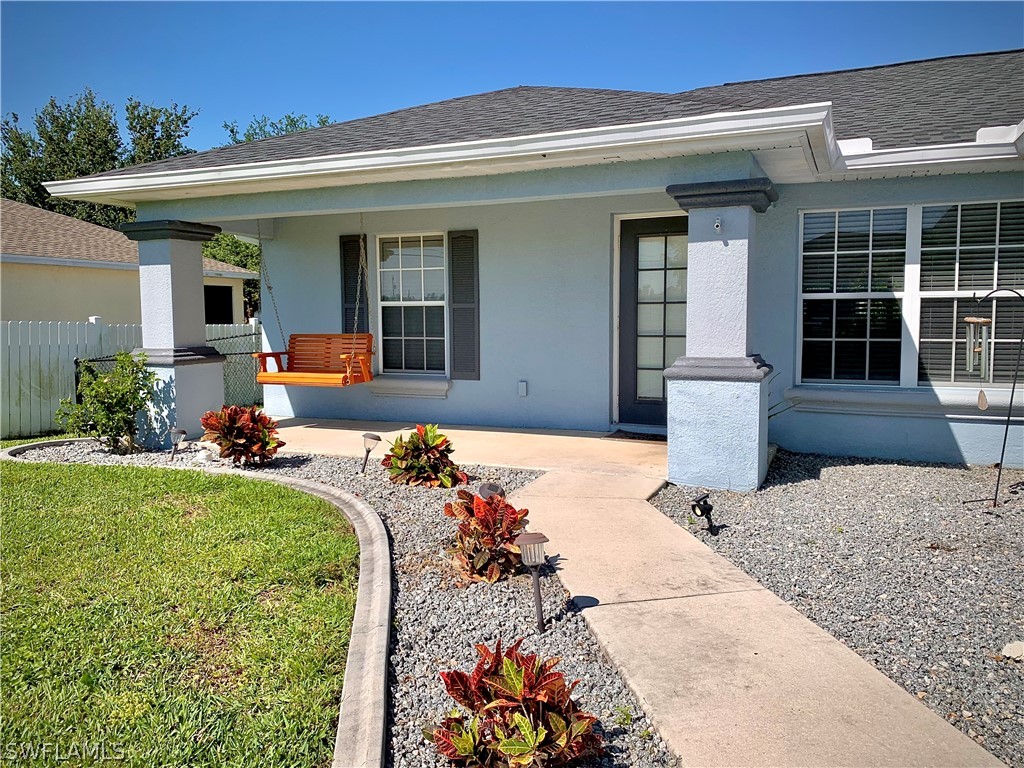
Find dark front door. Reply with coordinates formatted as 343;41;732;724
618;217;688;426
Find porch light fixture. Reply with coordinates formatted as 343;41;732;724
169;427;188;462
515;531;550;634
478;482;505;499
361;433;381;473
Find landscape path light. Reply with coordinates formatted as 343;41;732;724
515;531;550;634
478;482;505;499
361;433;381;473
169;427;188;462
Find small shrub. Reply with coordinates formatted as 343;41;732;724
200;405;285;465
56;352;156;454
425;638;603;766
381;424;468;488
444;490;528;583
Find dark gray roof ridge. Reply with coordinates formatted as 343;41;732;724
682;47;1024;94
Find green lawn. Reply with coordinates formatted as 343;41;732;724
1;433;74;449
1;463;359;767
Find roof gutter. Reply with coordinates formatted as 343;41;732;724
45;103;837;205
45;107;1024;207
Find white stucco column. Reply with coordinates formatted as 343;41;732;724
663;179;777;491
120;220;224;448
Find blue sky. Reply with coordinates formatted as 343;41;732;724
2;2;1022;152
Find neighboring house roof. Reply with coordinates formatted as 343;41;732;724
0;199;257;277
83;49;1023;181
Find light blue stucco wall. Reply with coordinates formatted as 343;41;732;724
249;192;679;431
750;171;1024;466
137;162;1024;465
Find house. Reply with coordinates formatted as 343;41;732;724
0;199;256;324
46;50;1024;488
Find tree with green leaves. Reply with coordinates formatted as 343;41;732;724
209;112;334;317
1;89;197;229
222;112;331;145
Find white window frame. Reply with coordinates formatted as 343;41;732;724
797;198;1022;390
797;206;910;386
375;231;449;377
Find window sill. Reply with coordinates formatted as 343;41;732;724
784;385;1021;421
367;374;451;399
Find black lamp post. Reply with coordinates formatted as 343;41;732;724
361;433;381;473
169;428;188;462
515;531;549;633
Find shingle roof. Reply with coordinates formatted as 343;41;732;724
88;49;1023;181
0;199;256;277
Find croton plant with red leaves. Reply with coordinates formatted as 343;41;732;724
199;405;286;465
381;424;468;488
444;490;529;583
425;638;603;767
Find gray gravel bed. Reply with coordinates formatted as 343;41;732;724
17;441;677;767
652;449;1024;767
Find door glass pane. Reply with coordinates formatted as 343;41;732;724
637;369;663;400
637;305;663;335
637;337;663;368
638;237;665;270
666;270;686;301
638;272;664;303
665;336;686;367
666;235;687;267
665;304;686;335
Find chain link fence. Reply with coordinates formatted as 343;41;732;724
75;326;263;408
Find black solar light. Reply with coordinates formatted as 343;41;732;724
515;531;550;634
169;428;188;462
478;482;505;499
691;493;719;536
361;433;381;473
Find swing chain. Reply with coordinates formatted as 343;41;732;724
257;219;285;340
351;212;369;338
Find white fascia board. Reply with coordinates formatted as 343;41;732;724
0;253;137;271
45;103;836;203
203;269;257;279
838;119;1024;171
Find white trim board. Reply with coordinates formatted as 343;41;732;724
0;252;256;279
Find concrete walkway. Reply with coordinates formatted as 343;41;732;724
277;419;1001;766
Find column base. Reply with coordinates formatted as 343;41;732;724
135;347;226;449
664;355;773;491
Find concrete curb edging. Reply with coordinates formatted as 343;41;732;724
1;440;391;768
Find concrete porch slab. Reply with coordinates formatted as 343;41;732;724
272;418;668;476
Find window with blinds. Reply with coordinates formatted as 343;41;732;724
800;208;906;384
799;200;1023;389
378;234;447;374
918;201;1024;385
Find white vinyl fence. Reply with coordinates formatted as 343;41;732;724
1;318;262;439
